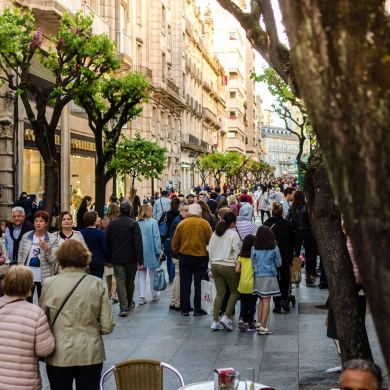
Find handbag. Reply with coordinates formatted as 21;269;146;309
290;256;302;284
153;261;167;291
158;211;168;243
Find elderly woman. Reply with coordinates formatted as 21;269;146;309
39;240;115;390
228;195;241;216
80;211;110;279
0;265;55;390
18;210;58;303
137;204;163;304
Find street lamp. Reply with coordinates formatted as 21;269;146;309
189;151;197;190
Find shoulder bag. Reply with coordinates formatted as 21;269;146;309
51;274;87;328
153;261;167;292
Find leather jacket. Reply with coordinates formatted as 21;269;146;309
287;205;311;231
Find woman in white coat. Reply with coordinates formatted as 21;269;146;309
259;186;271;224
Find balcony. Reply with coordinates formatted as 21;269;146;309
115;30;133;71
226;137;245;153
15;0;81;28
227;98;245;114
200;140;213;154
167;79;179;96
181;133;201;153
81;3;109;35
132;66;152;80
202;107;218;125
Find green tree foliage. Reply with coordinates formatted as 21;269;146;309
193;157;212;186
0;6;120;214
200;152;242;184
73;72;149;214
109;133;168;203
250;161;272;181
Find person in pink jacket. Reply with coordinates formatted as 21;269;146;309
0;265;55;390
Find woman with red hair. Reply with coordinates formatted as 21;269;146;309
17;210;58;302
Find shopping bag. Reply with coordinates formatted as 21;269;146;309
290;257;302;284
201;279;216;315
153;264;167;291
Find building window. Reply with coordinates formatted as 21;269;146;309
229;91;236;98
162;5;166;35
137;0;142;25
229;111;237;119
162;52;166;80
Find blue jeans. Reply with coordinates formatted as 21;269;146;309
164;239;175;283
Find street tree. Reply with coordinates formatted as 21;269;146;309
0;7;120;215
216;0;376;363
234;155;251;185
201;152;242;185
73;72;149;215
250;160;272;181
193;157;212;186
109;133;168;204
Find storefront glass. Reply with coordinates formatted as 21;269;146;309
23;149;45;200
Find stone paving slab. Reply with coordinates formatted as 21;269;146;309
39;250;389;390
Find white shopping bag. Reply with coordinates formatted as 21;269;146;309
201;279;216;315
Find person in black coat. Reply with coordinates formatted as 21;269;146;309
106;199;144;317
286;190;314;285
76;196;92;230
13;192;36;223
264;202;295;313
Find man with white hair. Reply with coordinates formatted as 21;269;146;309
171;203;213;316
5;207;34;266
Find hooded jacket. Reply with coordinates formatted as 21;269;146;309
263;216;296;264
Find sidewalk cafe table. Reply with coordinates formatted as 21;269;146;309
178;381;270;389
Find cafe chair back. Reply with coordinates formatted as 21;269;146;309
99;358;185;390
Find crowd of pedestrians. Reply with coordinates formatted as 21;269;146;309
1;177;329;389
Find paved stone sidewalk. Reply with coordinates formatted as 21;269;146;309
40;266;388;390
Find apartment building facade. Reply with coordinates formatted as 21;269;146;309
0;0;262;219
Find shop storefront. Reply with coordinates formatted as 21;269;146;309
23;125;96;213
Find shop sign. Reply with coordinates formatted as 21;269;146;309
71;139;96;152
25;129;61;145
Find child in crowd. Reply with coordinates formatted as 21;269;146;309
251;226;282;335
236;234;256;332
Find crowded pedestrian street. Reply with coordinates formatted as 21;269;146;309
26;214;387;390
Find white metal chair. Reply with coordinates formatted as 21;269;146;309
99;358;185;390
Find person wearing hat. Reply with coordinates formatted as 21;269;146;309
238;188;253;205
186;194;194;204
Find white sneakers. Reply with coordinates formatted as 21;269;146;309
153;292;160;301
139;297;147;305
211;322;224;331
220;315;234;331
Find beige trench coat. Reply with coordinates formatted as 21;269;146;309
39;267;115;366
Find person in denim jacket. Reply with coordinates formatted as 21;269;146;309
251;226;282;335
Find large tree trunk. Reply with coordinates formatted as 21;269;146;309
304;151;372;362
94;161;112;217
42;160;59;224
279;0;390;369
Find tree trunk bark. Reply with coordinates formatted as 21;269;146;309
279;0;390;369
42;160;59;224
304;151;373;362
94;162;109;217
